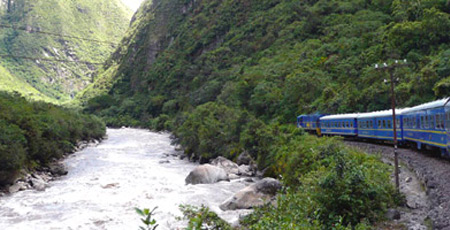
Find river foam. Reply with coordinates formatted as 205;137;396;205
0;128;252;230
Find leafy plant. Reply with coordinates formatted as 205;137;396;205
178;205;231;230
135;207;159;230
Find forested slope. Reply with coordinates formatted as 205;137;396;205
0;92;105;186
0;0;131;102
82;0;449;122
80;0;449;227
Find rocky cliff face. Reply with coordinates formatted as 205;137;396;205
0;0;132;102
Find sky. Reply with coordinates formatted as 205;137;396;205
121;0;145;11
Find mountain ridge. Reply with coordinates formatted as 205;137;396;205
0;0;132;102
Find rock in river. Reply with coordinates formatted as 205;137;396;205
30;177;48;191
210;157;240;175
185;164;229;185
236;151;252;165
220;178;282;210
49;163;68;176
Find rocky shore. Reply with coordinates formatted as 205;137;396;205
0;139;101;197
182;153;282;216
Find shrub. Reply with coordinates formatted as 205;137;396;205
0;92;106;184
178;205;232;230
241;136;397;229
174;102;249;161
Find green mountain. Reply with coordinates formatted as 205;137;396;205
81;0;450;120
79;0;450;227
0;0;132;102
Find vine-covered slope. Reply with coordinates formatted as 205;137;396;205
0;0;132;102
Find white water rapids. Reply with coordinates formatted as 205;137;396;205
0;128;253;230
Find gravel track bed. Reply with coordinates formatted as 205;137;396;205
345;140;450;230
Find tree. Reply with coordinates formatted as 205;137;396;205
7;0;11;13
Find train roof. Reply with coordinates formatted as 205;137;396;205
402;98;450;114
320;113;359;120
357;108;409;119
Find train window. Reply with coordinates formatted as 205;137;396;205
382;120;386;128
436;114;442;129
370;120;373;128
420;116;424;129
351;122;353;128
387;120;392;128
396;118;400;129
378;120;381;128
429;115;433;129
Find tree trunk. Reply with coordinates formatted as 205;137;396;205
7;0;11;13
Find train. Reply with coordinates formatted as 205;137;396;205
297;98;450;156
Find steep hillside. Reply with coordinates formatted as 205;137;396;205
0;0;132;101
0;63;55;102
79;0;450;227
82;0;449;121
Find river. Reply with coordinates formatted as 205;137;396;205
0;128;252;229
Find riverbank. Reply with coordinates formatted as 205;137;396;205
0;139;102;196
0;128;258;229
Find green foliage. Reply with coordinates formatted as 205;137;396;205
174;102;249;161
178;205;232;230
241;137;396;229
79;0;444;227
0;0;131;102
0;92;106;185
135;207;159;230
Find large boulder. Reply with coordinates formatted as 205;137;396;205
210;157;240;175
220;178;282;210
236;151;253;165
48;163;68;176
30;175;48;191
185;164;229;185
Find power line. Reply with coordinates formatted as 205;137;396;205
0;24;118;45
0;54;105;65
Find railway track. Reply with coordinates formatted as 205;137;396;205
345;140;450;230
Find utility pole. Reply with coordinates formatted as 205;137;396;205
375;59;408;191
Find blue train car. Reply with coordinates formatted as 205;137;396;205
446;100;450;154
402;98;450;156
357;109;407;142
319;114;359;136
297;114;325;134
